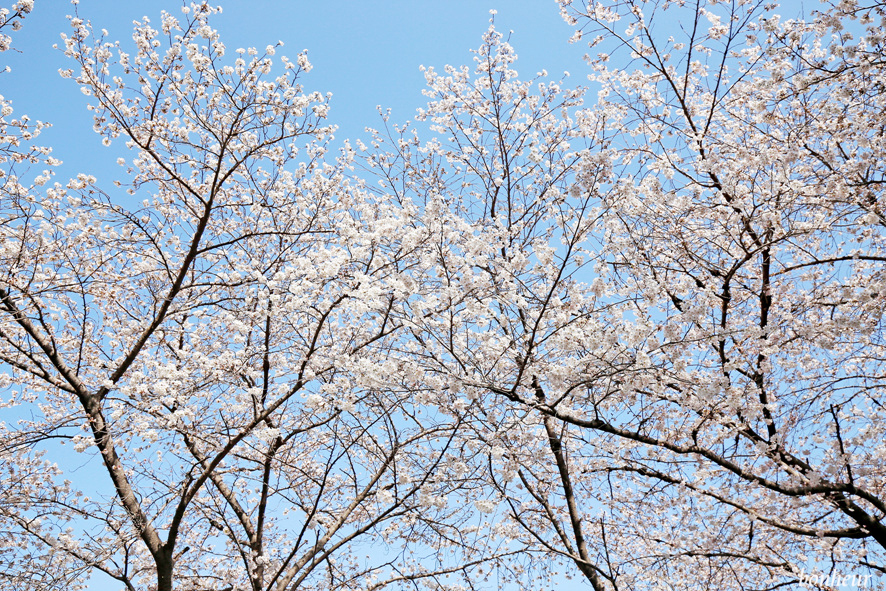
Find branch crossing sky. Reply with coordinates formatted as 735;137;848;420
6;0;586;185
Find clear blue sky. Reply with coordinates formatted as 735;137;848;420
4;0;587;186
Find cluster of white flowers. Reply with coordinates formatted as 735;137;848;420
1;2;885;590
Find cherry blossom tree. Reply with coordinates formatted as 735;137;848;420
552;1;886;585
0;4;511;591
360;1;886;589
358;17;642;590
0;4;88;590
4;0;886;590
398;0;885;588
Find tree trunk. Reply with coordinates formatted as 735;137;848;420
156;547;174;591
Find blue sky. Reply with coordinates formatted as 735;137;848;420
4;0;588;186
